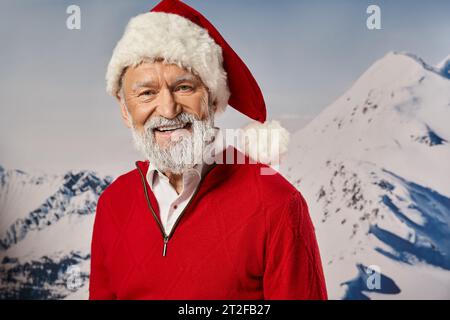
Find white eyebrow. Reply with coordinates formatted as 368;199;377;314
172;74;199;84
130;74;201;92
131;79;158;91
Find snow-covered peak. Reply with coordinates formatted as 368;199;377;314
0;167;113;251
346;52;445;100
282;51;450;299
0;166;114;299
294;51;450;152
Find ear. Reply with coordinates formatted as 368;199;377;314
116;94;132;129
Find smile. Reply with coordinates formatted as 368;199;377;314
154;122;191;132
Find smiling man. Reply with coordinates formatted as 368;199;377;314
89;0;327;300
120;59;217;186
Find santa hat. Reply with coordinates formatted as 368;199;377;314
106;0;289;164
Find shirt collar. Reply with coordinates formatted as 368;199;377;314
146;161;205;189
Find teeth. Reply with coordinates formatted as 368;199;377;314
155;123;186;131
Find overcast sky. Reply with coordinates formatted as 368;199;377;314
1;0;449;175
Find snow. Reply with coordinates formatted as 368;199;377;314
280;51;450;299
1;51;449;299
0;167;110;299
0;168;63;236
3;212;95;261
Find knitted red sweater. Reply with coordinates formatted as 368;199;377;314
89;148;328;300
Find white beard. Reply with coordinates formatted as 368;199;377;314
130;110;217;175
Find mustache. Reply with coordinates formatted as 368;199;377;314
144;112;199;130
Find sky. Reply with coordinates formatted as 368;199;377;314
1;0;450;175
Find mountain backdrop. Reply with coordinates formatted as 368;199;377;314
281;51;450;299
1;52;449;299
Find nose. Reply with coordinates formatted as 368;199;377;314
156;87;182;119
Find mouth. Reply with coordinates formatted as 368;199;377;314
153;122;192;139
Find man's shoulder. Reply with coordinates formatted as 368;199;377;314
216;146;297;197
222;160;301;205
239;163;311;228
98;165;141;204
226;162;310;229
243;162;297;193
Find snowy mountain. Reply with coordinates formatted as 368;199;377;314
0;165;112;299
1;51;449;300
281;51;450;299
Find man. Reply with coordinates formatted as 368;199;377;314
89;0;327;300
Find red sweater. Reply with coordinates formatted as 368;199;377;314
89;148;327;300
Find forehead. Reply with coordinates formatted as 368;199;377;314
123;61;201;86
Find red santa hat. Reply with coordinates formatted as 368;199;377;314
106;0;289;164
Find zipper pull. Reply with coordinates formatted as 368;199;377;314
162;236;169;257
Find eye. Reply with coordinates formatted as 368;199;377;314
175;84;194;92
139;90;156;97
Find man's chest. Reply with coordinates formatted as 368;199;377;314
105;193;266;299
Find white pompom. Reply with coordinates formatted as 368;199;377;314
239;120;290;165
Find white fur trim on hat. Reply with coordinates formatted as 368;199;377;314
239;120;290;165
106;12;230;114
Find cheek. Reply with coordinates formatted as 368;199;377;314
127;101;155;129
177;93;208;119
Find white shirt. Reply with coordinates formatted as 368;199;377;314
146;127;222;236
147;163;206;235
146;162;209;236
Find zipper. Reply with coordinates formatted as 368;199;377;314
136;162;217;257
162;236;169;257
